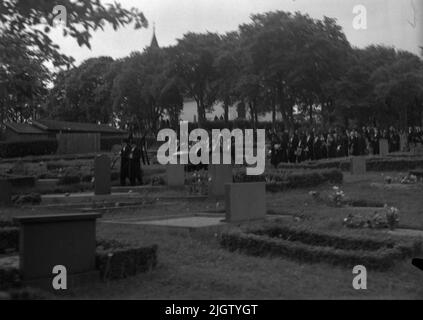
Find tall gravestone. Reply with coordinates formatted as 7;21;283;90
379;139;389;156
94;154;111;195
0;180;12;206
208;164;233;197
166;164;185;187
350;157;366;175
400;134;408;152
14;213;101;290
225;182;266;223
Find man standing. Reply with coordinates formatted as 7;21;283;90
120;138;132;186
129;141;143;186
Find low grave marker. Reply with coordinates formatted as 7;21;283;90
13;213;102;290
94;154;111;195
208;164;233;197
379;139;389;156
166;164;185;187
350;157;366;175
225;182;266;222
413;144;423;156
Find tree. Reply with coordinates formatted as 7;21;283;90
169;32;221;125
0;0;148;126
47;57;115;123
371;51;423;128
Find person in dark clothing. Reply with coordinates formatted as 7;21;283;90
350;131;360;156
120;138;132;186
129;142;143;186
289;130;299;163
306;131;315;161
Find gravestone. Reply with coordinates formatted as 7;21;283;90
94;154;111;195
12;160;26;175
208;164;233;197
379;139;389;156
414;144;423;156
350;157;366;175
0;180;12;206
166;164;185;187
400;134;408;152
225;182;266;222
13;213;102;289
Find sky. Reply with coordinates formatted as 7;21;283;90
50;0;422;65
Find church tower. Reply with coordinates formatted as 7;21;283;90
150;22;159;49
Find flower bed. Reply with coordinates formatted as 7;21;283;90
220;224;421;270
96;239;158;280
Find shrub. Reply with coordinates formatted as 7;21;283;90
96;239;158;280
57;175;81;186
12;193;41;205
0;175;36;189
0;266;21;291
0;140;58;158
0;228;19;253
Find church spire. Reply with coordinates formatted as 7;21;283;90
150;22;159;49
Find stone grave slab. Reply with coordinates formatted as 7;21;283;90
0;180;12;206
379;139;389;156
208;164;233;197
13;213;102;290
166;164;185;187
41;192;140;205
388;228;423;238
225;182;266;223
350;157;366;175
94;154;111;195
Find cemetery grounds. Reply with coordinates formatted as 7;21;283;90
1;153;423;299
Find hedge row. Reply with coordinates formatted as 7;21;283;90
0;175;36;189
248;225;397;251
220;230;419;270
0;140;58;158
278;157;423;172
96;240;158;280
0;228;19;253
234;168;343;191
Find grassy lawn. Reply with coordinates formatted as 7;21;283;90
70;223;423;300
2;167;423;299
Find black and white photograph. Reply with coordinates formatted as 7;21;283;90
1;0;423;305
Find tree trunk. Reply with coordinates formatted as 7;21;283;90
224;99;229;123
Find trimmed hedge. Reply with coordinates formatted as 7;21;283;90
234;168;343;192
0;140;58;158
0;175;36;189
278;157;423;172
220;226;421;270
96;240;158;280
0;228;19;253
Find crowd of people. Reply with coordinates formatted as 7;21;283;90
268;126;423;167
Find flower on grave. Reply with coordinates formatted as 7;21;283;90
333;186;339;191
384;176;393;184
386;206;400;230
